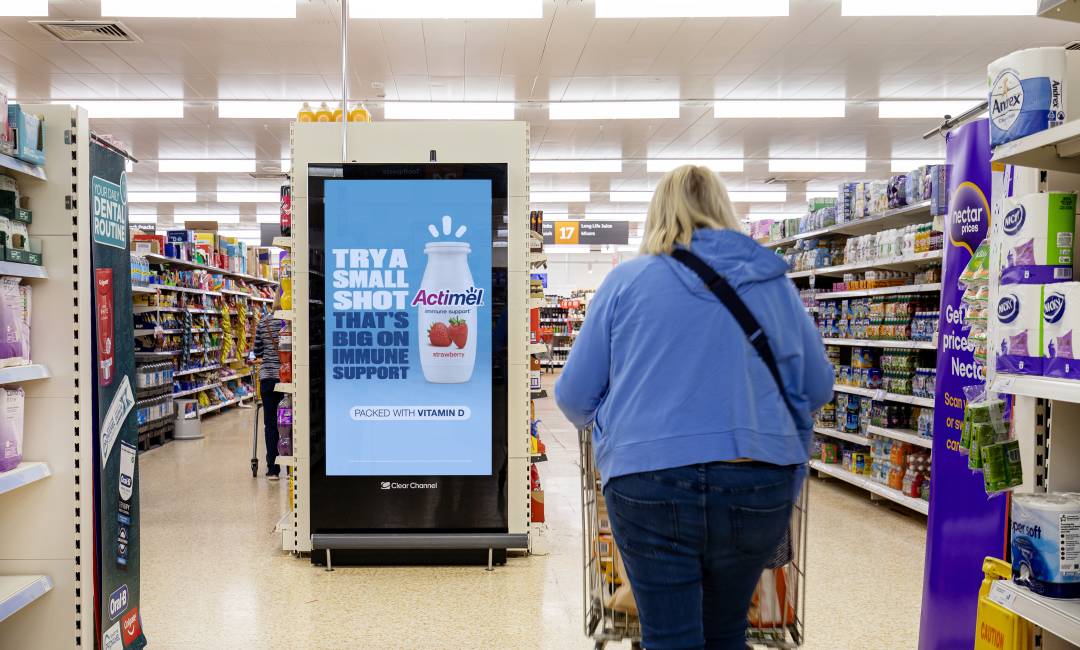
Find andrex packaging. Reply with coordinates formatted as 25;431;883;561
989;47;1070;148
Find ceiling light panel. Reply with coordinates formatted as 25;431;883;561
159;160;256;173
178;215;241;224
595;0;788;17
729;191;787;203
841;0;1036;15
769;159;867;173
714;100;846;119
216;192;280;203
891;159;946;172
59;101;184;119
351;0;542;18
530;191;591;203
101;0;296;18
129;192;197;203
531;160;623;174
384;102;515;120
608;191;654;202
549;101;680;120
129;213;158;224
646;159;745;173
0;1;47;16
218;101;305;119
878;101;985;119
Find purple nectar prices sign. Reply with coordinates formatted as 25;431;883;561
919;118;1007;650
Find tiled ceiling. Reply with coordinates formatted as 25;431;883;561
0;0;1073;228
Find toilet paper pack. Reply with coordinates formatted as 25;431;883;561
1012;493;1080;599
994;284;1044;376
1043;282;1080;379
999;192;1076;285
989;47;1068;149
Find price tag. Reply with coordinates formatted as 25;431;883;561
988;581;1017;608
873;389;886;401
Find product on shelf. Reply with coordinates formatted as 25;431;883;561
0;386;25;471
994;284;1044;375
0;276;30;368
1011;493;1080;599
999;192;1076;284
988;47;1071;149
277;395;293;456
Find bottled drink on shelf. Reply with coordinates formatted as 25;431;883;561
315;102;333;122
348;103;371;122
297;102;315;122
332;102;345;122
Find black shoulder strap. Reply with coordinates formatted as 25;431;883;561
670;248;799;423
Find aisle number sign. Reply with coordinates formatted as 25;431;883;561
542;220;629;246
92;173;128;250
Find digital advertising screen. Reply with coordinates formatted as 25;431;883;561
308;163;509;535
324;179;493;476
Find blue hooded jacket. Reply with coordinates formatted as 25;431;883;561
555;228;834;485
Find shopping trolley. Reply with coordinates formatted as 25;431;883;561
249;362;262;478
580;426;808;650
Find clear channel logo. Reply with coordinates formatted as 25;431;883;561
380;481;438;490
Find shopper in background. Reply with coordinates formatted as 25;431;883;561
555;165;833;650
253;296;284;481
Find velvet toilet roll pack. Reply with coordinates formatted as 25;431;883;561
995;283;1045;375
999;192;1077;285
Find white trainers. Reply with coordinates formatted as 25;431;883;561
267;474;280;481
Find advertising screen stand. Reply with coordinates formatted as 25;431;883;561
288;122;530;564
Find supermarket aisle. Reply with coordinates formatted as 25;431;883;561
138;379;925;649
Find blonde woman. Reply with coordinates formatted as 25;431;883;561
556;166;833;649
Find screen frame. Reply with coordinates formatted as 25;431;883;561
307;162;510;536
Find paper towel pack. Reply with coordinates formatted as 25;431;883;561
999;192;1077;284
989;47;1080;149
1043;282;1080;379
995;284;1044;375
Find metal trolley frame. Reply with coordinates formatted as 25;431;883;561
580;427;808;649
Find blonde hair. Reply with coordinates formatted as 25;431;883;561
639;165;742;255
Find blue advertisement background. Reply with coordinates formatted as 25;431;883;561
324;179;493;476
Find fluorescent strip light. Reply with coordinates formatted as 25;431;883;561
159;160;256;173
129;192;197;203
61;100;184;119
549;101;680;120
596;0;788;17
0;1;47;16
256;213;280;224
530;191;591;203
351;0;542;18
178;215;241;224
891;158;946;173
769;159;867;173
646;159;745;173
102;0;296;18
841;0;1035;15
125;159;133;173
531;160;623;174
129;213;158;224
218;101;304;119
714;100;845;119
878;101;985;119
280;159;292;173
585;213;647;222
384;102;514;120
608;191;654;202
729;191;787;203
216;192;281;203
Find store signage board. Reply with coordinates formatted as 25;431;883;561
324;179;493;476
308;163;510;537
89;141;147;650
919;118;1006;650
541;220;629;246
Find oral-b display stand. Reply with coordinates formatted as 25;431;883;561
281;121;530;566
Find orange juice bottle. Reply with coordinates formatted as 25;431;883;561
332;102;345;122
349;103;371;122
315;102;333;122
297;102;315;122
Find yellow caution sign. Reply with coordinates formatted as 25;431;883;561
974;557;1033;650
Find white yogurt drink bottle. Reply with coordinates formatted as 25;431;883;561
416;241;480;383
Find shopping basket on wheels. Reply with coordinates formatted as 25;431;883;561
580;426;807;650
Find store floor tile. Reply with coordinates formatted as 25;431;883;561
139;376;924;649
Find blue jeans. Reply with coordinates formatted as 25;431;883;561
604;462;797;650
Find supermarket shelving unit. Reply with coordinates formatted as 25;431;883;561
0;104;96;648
283;121;532;556
776;197;940;514
984;119;1080;649
130;253;277;440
